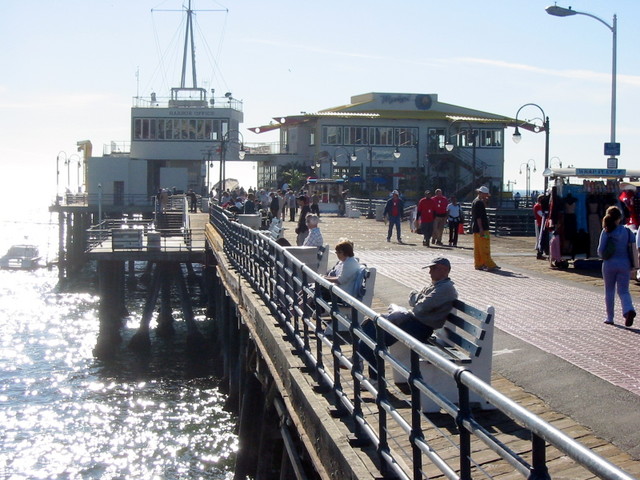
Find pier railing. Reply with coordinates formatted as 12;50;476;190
208;205;633;480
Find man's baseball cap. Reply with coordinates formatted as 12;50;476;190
476;186;490;194
422;256;451;269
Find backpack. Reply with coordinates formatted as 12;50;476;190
602;234;616;260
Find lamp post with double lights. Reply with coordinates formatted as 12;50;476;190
314;152;338;179
519;159;537;202
67;154;81;194
550;156;562;168
392;129;419;192
445;119;477;190
512;103;549;191
546;5;618;168
56;151;67;204
217;130;246;203
350;140;376;218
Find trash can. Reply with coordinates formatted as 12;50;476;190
147;232;161;251
376;205;385;222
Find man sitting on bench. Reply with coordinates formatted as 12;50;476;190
358;256;458;380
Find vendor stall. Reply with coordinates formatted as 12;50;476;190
542;167;639;267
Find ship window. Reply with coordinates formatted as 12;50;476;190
181;119;190;139
164;119;174;140
134;119;142;140
196;120;205;139
157;119;165;139
148;119;157;139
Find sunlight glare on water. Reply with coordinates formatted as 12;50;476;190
0;207;237;479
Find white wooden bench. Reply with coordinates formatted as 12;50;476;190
283;244;329;274
266;217;285;240
389;300;495;412
236;214;262;230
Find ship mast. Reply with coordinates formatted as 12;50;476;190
180;0;198;89
153;1;228;91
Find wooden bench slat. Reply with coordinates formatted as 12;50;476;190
435;327;482;358
445;313;486;341
451;299;492;324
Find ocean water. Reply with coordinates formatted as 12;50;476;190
0;205;237;479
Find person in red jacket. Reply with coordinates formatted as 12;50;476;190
415;190;435;247
431;188;448;245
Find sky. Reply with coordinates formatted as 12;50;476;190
2;0;639;214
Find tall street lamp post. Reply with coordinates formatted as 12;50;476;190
519;159;537;202
546;5;618;168
67;154;81;193
512;103;549;191
445;119;477;192
217;130;246;203
350;140;375;219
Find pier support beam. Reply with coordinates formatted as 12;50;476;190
94;260;127;358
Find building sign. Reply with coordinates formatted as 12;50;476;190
575;168;626;177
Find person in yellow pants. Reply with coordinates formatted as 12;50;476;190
471;186;500;271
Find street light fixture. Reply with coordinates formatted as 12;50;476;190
550;156;563;168
546;5;618;168
519;159;537;201
512;103;549;191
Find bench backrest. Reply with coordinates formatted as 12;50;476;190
434;300;494;356
237;214;261;229
268;218;284;239
317;244;329;274
284;246;321;273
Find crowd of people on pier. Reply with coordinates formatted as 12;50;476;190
213;180;638;329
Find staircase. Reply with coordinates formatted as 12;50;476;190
156;212;184;236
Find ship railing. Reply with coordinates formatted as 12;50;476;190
85;216;195;252
132;95;243;112
208;203;635;480
102;141;131;156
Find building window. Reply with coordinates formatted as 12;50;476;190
428;128;446;153
132;117;228;141
370;127;394;146
451;128;476;148
395;128;418;146
344;127;368;145
309;131;316;146
322;126;343;145
480;129;502;147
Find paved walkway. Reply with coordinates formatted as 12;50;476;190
282;214;640;460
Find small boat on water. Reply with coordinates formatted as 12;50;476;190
0;244;41;270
